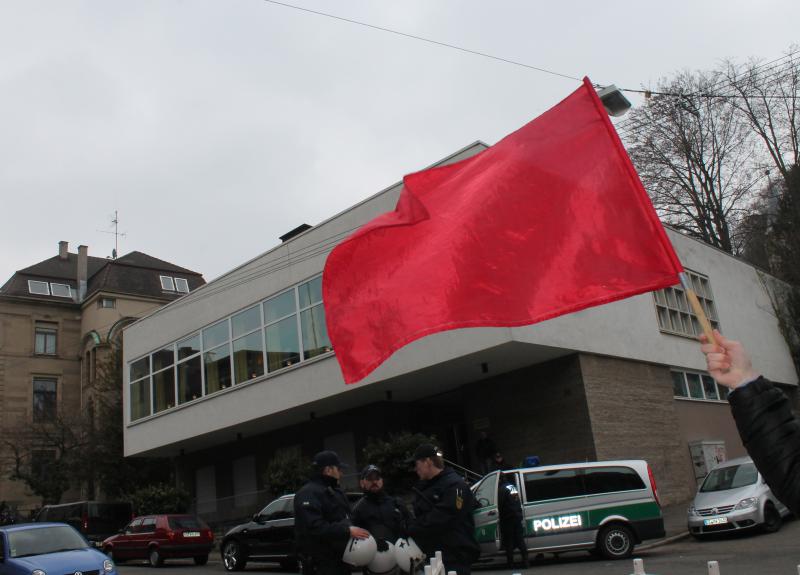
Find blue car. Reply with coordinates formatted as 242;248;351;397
0;522;116;575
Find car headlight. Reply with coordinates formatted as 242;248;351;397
735;497;758;510
687;504;697;516
104;559;114;572
33;570;47;575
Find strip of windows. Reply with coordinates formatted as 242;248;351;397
671;369;727;402
27;281;72;297
128;275;331;422
653;270;719;338
160;275;191;293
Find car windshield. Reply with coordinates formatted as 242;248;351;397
700;462;758;492
8;525;89;558
169;516;207;530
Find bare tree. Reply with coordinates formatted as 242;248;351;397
724;48;800;184
622;71;759;253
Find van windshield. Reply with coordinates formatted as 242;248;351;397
700;462;758;492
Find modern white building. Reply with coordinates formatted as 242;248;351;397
122;142;798;523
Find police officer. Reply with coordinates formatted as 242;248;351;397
407;444;480;575
294;450;371;575
497;474;528;568
352;465;409;547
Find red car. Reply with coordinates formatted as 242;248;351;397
102;514;213;566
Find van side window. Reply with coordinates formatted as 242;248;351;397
141;517;157;533
524;469;583;502
583;466;646;495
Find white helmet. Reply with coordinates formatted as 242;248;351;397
343;534;378;566
367;540;397;574
394;537;426;573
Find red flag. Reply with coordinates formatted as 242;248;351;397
323;78;683;384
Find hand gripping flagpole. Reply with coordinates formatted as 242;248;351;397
679;272;717;346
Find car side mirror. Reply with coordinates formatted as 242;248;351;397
253;513;264;523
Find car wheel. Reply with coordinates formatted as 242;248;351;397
280;557;300;571
148;547;164;567
597;524;634;559
763;502;782;533
222;540;248;571
194;554;209;565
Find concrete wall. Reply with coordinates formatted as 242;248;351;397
81;292;165;343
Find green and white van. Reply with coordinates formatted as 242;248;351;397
471;460;664;560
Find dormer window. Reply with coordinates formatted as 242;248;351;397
50;283;72;298
28;280;50;295
160;275;190;293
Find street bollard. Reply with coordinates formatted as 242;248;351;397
708;561;721;575
629;557;657;575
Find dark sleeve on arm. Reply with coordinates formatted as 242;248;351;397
408;486;460;538
297;492;352;543
729;377;800;515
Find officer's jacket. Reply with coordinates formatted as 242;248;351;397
408;467;480;563
497;482;523;523
730;376;800;515
294;475;353;560
351;491;409;542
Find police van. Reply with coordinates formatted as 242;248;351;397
471;460;664;560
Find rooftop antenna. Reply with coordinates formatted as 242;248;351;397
97;210;127;259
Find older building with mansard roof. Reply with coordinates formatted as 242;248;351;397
0;241;204;514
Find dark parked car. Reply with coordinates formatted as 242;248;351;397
101;514;214;567
34;500;132;546
221;493;362;572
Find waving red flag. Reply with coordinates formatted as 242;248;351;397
323;78;683;384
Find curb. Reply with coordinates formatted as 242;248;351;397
637;531;691;551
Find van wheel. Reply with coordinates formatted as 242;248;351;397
763;502;782;533
222;540;248;571
148;547;164;567
597;524;634;559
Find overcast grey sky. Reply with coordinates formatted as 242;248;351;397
1;0;798;284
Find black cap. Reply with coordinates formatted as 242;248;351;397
407;443;443;463
360;465;382;479
313;450;348;468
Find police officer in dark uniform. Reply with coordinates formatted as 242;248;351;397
352;465;409;548
294;450;371;575
407;444;480;575
497;474;528;568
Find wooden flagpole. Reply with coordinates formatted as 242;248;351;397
679;273;717;345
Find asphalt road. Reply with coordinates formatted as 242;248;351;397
117;519;800;575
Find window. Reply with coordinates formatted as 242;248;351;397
140;517;157;533
160;275;176;291
175;277;190;293
653;270;719;338
28;280;50;295
129;356;152;421
671;369;727;402
583;466;645;495
34;323;57;355
99;297;116;309
32;377;57;421
524;468;584;503
50;283;71;298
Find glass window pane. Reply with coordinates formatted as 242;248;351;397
177;334;201;360
50;283;71;297
524;469;583;503
671;372;687;397
233;331;265;384
204;343;232;394
153;368;175;413
131;378;151;420
298;276;323;308
174;278;190;293
177;356;202;404
666;289;677;308
203;320;229;350
266;316;300;372
151;346;174;372
686;373;704;399
32;378;57;421
160;276;175;291
702;375;719;400
28;280;50;295
130;357;150;381
264;291;297;323
717;382;728;400
656;307;669;330
583;466;645;495
654;290;666;305
232;306;262;338
301;304;332;360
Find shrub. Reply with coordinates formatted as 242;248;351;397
129;483;190;515
361;432;437;494
263;451;313;496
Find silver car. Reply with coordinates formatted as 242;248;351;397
687;456;790;537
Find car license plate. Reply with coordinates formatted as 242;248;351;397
703;517;728;526
183;531;201;537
